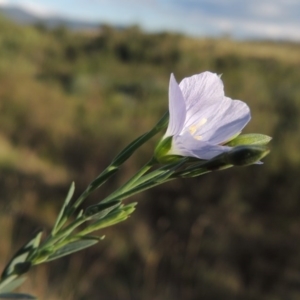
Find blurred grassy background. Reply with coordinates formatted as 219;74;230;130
0;15;300;300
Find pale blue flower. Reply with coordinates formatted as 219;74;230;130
163;72;251;160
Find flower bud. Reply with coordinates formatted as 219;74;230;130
224;145;270;166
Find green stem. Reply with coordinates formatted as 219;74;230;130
102;158;188;204
67;111;169;217
102;157;156;203
36;217;87;255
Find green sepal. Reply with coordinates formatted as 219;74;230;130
154;136;182;164
226;133;272;147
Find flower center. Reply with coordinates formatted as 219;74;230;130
188;118;207;140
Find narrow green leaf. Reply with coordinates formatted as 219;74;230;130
103;159;187;204
122;203;137;215
0;276;26;294
78;211;126;235
1;230;42;279
0;276;17;293
39;217;87;251
84;200;121;220
0;292;36;299
46;237;99;262
79;203;137;235
111;169;176;202
76;209;83;220
112;111;169;167
23;231;43;250
112;133;150;166
89;168;118;191
52;182;75;235
70;168;119;214
11;263;31;277
130;168;170;187
1;254;28;280
30;248;52;265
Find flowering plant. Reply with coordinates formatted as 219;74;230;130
0;72;270;299
156;72;251;160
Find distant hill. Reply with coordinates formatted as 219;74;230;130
0;5;101;30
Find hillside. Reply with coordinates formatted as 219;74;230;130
0;5;101;30
0;16;300;300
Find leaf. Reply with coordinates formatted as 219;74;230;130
89;168;118;190
112;133;149;166
1;231;42;279
46;237;100;262
130;169;169;187
122;202;137;215
52;182;75;235
112;111;169;166
84;200;121;219
79;203;137;235
23;231;43;251
0;292;36;299
226;133;272;147
11;263;31;277
0;276;27;294
1;255;28;280
76;209;83;220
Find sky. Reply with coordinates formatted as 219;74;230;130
0;0;300;41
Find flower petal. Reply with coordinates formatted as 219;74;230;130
171;132;231;160
164;74;186;137
185;96;251;144
179;72;225;120
205;97;251;144
179;71;250;144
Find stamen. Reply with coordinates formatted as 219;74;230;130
188;118;207;136
198;118;207;126
189;125;197;135
194;135;202;140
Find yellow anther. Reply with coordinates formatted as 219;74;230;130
188;118;207;136
198;118;207;126
189;125;197;135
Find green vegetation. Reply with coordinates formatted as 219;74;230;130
0;15;300;299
